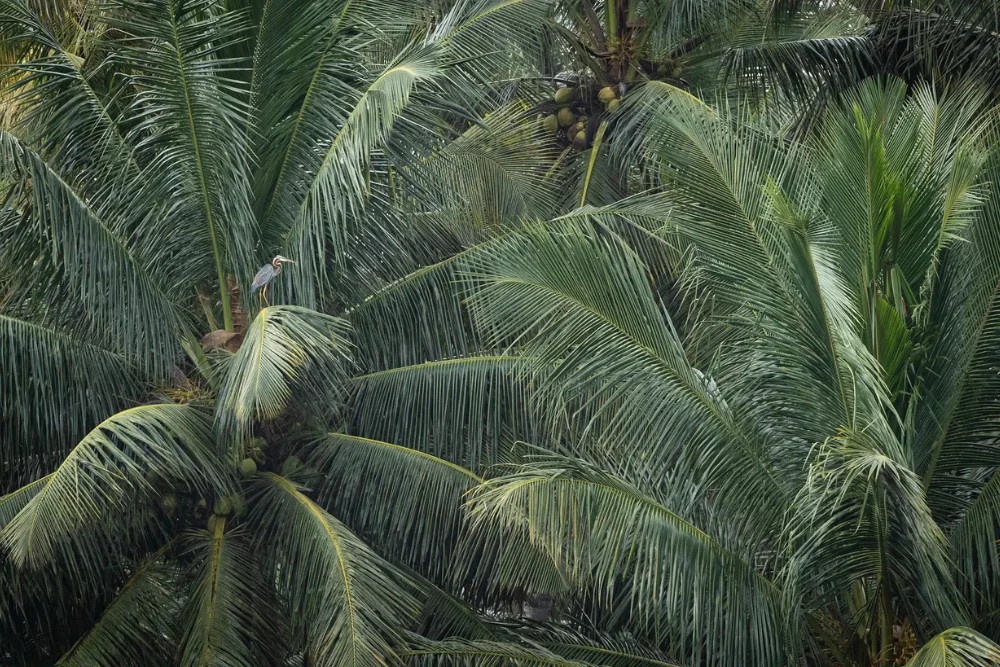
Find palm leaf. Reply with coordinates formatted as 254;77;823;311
0;130;181;371
55;548;181;667
214;305;352;448
176;524;282;667
0;314;139;485
347;356;529;472
905;627;1000;667
249;472;419;667
469;458;790;667
306;432;482;582
105;0;256;330
0;403;225;571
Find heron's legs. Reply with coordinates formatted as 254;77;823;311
262;284;270;306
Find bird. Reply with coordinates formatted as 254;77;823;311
251;255;295;307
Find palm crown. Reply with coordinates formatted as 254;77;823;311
5;1;1000;667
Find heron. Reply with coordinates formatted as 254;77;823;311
251;255;295;306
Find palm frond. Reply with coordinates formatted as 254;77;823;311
0;130;181;371
348;356;529;471
404;636;655;667
0;474;51;528
249;472;419;667
0;0;142;211
306;432;481;582
461;218;788;536
905;627;1000;667
274;46;446;306
55;549;181;667
214;306;352;449
0;314;139;486
469;458;791;667
106;0;256;329
177;524;282;667
1;403;225;571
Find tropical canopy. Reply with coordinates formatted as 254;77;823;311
4;1;1000;667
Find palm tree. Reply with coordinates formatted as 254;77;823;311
369;78;1000;666
516;0;876;207
0;0;568;663
6;3;1000;667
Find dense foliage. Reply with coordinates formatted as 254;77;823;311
5;1;1000;666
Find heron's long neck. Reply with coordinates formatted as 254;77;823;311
272;261;282;275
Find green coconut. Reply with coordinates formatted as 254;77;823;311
598;86;616;104
240;457;258;476
159;493;177;516
542;114;559;134
214;496;233;516
607;99;621;112
553;87;574;104
557;107;575;127
573;133;588;151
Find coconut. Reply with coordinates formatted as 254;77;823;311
159;493;177;516
240;457;258;476
542;114;559;134
598;86;616;104
607;99;621;112
557;108;575;127
214;496;233;516
554;87;574;104
573;133;588;151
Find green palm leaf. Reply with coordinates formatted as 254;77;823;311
176;524;282;667
249;472;419;667
348;356;528;471
469;459;790;667
1;403;224;571
0;314;138;484
0;130;181;370
55;549;182;667
105;0;256;331
214;305;352;448
307;432;481;581
906;627;1000;667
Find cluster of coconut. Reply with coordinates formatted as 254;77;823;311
541;84;621;151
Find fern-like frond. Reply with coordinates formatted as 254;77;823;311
469;458;790;667
905;627;1000;667
0;314;139;486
